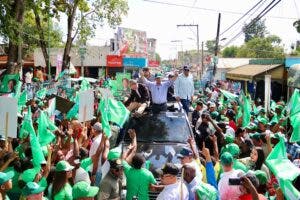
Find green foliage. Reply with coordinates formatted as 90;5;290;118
236;35;284;58
243;19;267;42
222;46;238;58
293;19;300;33
22;11;63;57
205;40;216;54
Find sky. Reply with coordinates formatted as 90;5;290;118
87;0;300;60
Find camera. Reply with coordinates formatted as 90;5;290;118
228;178;241;185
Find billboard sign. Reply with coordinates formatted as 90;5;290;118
123;57;147;68
107;55;123;67
148;60;160;67
117;27;147;57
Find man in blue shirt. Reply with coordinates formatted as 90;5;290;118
141;71;177;114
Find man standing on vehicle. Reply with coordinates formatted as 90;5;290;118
124;79;150;115
174;65;194;114
140;71;177;114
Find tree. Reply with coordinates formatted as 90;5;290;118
52;0;129;69
205;40;216;54
155;53;161;63
236;35;284;58
293;19;300;33
222;46;238;58
243;19;267;42
0;0;26;73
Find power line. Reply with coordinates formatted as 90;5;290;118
143;0;297;20
223;0;282;48
220;0;266;36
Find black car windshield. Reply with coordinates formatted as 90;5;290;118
122;112;191;143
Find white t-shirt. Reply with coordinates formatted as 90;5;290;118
157;181;189;200
25;72;33;84
89;134;102;172
218;169;243;200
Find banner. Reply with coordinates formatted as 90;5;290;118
117;27;147;57
0;74;19;93
55;54;62;80
107;55;123;67
123;57;147;68
78;89;94;122
148;60;160;67
0;97;18;138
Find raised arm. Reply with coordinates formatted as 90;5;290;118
122;129;137;164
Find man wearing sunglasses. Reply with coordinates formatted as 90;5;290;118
156;163;189;200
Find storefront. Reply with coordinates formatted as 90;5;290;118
106;55;123;78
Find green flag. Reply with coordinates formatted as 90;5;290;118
242;94;251;127
66;94;79;120
18;91;27;107
80;78;91;91
279;178;300;200
265;138;300;200
288;89;300;142
99;99;111;137
19;109;32;139
270;100;277;111
99;98;130;137
36;88;47;99
220;89;238;100
37;111;57;146
23;108;46;168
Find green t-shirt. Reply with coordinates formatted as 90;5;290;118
123;161;156;200
53;183;72;200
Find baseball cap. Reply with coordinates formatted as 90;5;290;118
221;143;240;158
55;161;74;172
209;103;216;108
249;132;262;140
245;123;257;131
21;168;38;183
156;163;179;176
220;152;233;166
92;122;102;132
177;147;193;158
224;134;234;144
275;105;284;111
22;182;45;196
72;181;99;200
107;147;121;161
155;73;163;78
0;171;14;185
210;111;219;119
109;159;123;170
0;135;6;141
257;117;268;125
254;170;268;185
183;65;190;71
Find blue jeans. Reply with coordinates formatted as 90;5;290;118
180;99;190;113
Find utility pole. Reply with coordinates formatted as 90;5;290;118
47;0;51;78
212;13;221;79
177;24;200;80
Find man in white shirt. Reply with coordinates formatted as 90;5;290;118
89;122;103;186
157;163;189;200
174;65;194;114
218;152;244;200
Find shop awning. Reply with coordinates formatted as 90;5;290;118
226;64;283;81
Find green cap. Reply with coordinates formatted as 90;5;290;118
107;147;121;161
72;181;99;199
275;105;284;111
55;161;74;172
22;182;45;196
210;111;219;119
271;132;284;140
220;152;233;166
155;73;163;78
254;170;268;185
245;123;257;131
257;117;268;125
0;171;14;185
249;132;261;140
195;182;218;200
221;143;240;158
21;168;38;183
224;134;234;144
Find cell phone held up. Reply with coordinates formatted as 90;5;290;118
228;178;241;185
